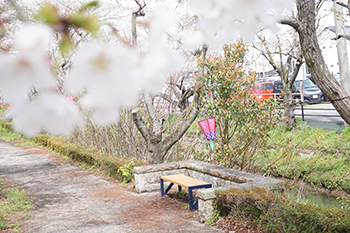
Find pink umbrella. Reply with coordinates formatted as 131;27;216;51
198;118;215;150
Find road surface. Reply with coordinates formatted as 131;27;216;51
295;102;345;130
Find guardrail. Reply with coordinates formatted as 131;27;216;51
294;102;342;121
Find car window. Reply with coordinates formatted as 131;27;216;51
274;82;283;91
258;83;273;90
302;79;316;88
294;79;316;90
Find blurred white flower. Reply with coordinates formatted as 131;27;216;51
135;10;184;93
14;23;54;65
66;42;139;125
0;23;55;105
186;0;294;49
66;11;184;126
182;30;205;52
11;92;83;138
135;45;183;93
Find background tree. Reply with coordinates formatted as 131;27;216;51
197;43;281;170
254;29;303;128
282;0;350;125
160;71;197;114
130;0;201;164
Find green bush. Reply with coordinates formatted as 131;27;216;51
215;187;350;233
197;42;281;170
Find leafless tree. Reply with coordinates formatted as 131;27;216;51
160;71;197;114
282;0;350;125
253;30;303;128
130;0;201;164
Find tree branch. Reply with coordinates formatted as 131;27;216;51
332;0;350;10
131;108;150;144
255;34;280;73
281;18;301;34
334;34;350;40
132;0;146;45
162;95;199;154
288;54;304;89
160;93;179;106
143;90;156;120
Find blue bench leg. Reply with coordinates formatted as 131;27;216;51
160;177;174;197
188;187;198;210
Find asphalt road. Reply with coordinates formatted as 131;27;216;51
294;102;345;131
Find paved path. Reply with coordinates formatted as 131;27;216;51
0;141;222;233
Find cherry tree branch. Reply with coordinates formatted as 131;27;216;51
132;108;150;145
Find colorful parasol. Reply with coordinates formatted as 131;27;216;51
198;118;215;150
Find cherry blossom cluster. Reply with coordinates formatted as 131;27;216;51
184;0;294;50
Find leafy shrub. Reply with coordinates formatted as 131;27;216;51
197;42;281;170
215;187;350;233
117;161;135;184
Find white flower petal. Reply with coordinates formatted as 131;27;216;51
11;93;83;137
92;107;120;126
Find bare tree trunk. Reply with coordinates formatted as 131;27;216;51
282;0;350;125
284;54;303;129
132;94;199;164
129;0;200;164
284;88;296;128
255;34;302;128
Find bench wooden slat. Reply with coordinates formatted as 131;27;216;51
160;174;209;189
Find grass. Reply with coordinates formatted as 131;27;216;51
248;120;350;193
268;119;350;156
0;179;33;232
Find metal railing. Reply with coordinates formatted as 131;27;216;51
294;102;342;121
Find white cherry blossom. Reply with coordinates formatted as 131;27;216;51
0;1;293;136
66;42;139;125
10;92;83;138
135;10;184;93
0;23;55;105
186;0;294;49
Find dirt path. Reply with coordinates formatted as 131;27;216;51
0;141;223;233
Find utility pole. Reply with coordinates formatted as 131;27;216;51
333;2;350;94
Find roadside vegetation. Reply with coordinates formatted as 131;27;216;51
251;120;350;193
0;179;33;232
1;115;350;232
214;187;350;233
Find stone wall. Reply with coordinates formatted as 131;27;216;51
133;160;283;222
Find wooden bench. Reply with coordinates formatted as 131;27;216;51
160;174;212;210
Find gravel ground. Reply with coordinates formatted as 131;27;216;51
0;141;223;233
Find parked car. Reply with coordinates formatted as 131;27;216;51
250;81;274;99
294;79;323;104
251;78;300;100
